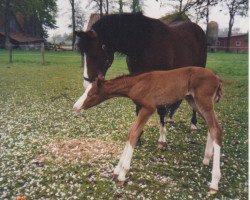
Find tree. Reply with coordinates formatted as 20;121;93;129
194;0;219;35
167;0;198;13
225;0;248;51
87;0;109;16
130;0;144;13
0;0;57;39
118;0;124;13
68;0;85;49
69;0;76;50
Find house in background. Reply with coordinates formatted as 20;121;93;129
216;33;248;52
0;12;44;49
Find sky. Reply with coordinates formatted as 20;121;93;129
48;0;249;37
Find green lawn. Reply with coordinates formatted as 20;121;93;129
0;50;248;199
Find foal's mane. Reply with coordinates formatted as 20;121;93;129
92;13;158;55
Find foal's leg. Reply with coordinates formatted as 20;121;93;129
195;98;222;193
203;131;214;165
204;113;222;193
135;104;143;146
114;107;154;185
157;106;167;149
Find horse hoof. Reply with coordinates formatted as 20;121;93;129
136;139;142;147
118;181;125;187
112;174;118;181
190;124;198;132
167;118;174;124
203;158;210;166
157;142;167;149
209;188;218;195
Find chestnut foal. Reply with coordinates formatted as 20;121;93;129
73;67;223;193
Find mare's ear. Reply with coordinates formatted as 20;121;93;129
75;31;98;40
75;31;96;52
74;31;86;38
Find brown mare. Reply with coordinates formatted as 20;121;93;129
74;13;207;144
73;67;223;193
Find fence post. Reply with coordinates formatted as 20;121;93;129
8;42;12;63
41;42;45;65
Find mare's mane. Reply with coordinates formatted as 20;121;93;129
92;13;158;56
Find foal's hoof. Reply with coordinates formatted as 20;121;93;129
190;124;198;132
202;158;210;166
136;139;142;147
209;188;218;195
112;174;118;181
118;181;125;187
157;142;167;149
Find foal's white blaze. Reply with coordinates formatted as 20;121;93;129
210;142;221;190
83;53;90;89
73;83;92;112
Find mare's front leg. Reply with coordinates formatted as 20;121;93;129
113;107;154;185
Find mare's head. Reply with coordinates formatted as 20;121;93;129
73;75;106;112
75;31;114;88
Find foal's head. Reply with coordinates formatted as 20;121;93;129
79;75;106;111
75;31;114;88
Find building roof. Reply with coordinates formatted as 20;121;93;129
218;33;248;39
0;32;44;43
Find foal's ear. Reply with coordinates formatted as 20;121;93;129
95;75;105;87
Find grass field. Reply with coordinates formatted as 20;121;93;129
0;50;248;199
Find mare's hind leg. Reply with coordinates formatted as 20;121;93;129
157;106;167;149
191;110;198;131
193;96;222;193
168;100;182;123
169;100;198;131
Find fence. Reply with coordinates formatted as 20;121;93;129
0;43;85;66
1;44;248;65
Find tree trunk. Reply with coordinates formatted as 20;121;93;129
119;0;123;13
4;0;11;49
226;14;234;52
205;0;210;36
72;0;76;50
179;0;183;12
106;0;109;14
100;0;103;17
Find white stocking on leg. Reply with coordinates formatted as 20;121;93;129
210;141;221;191
157;125;166;149
114;142;129;176
117;142;134;182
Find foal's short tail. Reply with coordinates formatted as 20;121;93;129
215;79;223;103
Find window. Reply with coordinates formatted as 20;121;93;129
236;41;241;46
216;41;221;46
